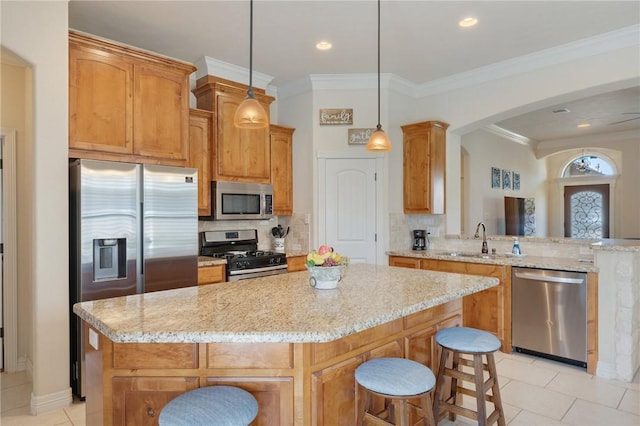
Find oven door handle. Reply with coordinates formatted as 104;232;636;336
228;264;288;276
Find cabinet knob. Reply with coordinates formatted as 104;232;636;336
147;407;155;417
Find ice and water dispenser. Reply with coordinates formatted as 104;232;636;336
93;238;127;281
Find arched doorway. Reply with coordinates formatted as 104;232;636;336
561;153;617;239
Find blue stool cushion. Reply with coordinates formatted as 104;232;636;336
436;327;501;353
355;357;436;397
159;385;258;426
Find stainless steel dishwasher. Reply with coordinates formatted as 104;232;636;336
512;267;587;367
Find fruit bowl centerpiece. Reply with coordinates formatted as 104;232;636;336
306;245;349;290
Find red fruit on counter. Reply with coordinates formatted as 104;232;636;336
318;245;333;255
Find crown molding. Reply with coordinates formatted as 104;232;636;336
415;24;640;98
483;124;533;146
277;73;415;100
195;56;274;90
199;24;639;102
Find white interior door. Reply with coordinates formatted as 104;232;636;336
321;158;378;264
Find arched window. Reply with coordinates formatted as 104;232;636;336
562;153;615;177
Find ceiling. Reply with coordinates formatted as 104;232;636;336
68;0;640;143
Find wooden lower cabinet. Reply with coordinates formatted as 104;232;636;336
287;255;307;272
205;377;294;426
197;265;225;285
112;377;199;426
390;256;511;352
86;299;462;425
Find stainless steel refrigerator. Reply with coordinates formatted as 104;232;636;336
69;159;198;399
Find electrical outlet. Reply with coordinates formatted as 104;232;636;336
304;213;310;224
426;227;439;237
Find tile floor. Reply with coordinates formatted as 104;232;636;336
1;351;638;425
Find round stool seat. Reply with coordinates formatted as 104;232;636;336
159;385;258;426
436;326;501;353
355;357;436;396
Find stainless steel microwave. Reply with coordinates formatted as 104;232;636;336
202;181;274;220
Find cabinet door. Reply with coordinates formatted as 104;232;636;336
270;125;295;215
287;256;307;272
401;121;448;214
389;256;421;269
405;325;437;371
133;64;189;161
205;377;293;426
312;355;364;426
215;91;271;182
197;265;225;285
69;45;133;154
189;109;213;216
112;376;199;426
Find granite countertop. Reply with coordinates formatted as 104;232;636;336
387;249;599;273
73;263;498;344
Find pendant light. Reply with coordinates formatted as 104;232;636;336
366;0;392;151
575;150;590;173
234;0;268;129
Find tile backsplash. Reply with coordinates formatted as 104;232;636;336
198;211;310;253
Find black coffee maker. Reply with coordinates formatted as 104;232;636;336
412;230;427;250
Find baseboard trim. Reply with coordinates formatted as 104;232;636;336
30;387;72;415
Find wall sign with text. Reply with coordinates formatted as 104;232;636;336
348;128;375;145
319;108;353;125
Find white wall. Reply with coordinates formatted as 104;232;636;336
414;43;639;235
1;0;71;413
0;57;33;368
461;129;548;236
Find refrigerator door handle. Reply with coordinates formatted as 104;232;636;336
139;201;144;275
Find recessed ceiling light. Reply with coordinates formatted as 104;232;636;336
553;108;571;114
459;17;478;28
316;41;332;51
577;123;591;128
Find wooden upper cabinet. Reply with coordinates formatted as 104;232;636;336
193;76;275;184
133;64;191;161
69;42;133;155
270;125;295;215
401;120;449;214
188;109;213;216
69;31;195;165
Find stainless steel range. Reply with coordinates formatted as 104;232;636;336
199;229;288;281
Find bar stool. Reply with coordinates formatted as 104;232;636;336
433;327;506;426
355;357;437;426
159;385;258;426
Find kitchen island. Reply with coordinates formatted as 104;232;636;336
74;263;498;426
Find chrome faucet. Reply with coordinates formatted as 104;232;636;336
474;222;489;254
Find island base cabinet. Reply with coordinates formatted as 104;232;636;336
112;377;199;426
85;299;463;426
205;377;294;426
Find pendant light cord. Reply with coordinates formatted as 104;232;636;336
248;0;254;98
376;0;381;130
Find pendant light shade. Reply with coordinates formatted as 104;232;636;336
234;0;268;129
367;125;393;151
366;0;391;152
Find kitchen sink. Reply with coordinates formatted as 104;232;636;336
446;252;508;259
